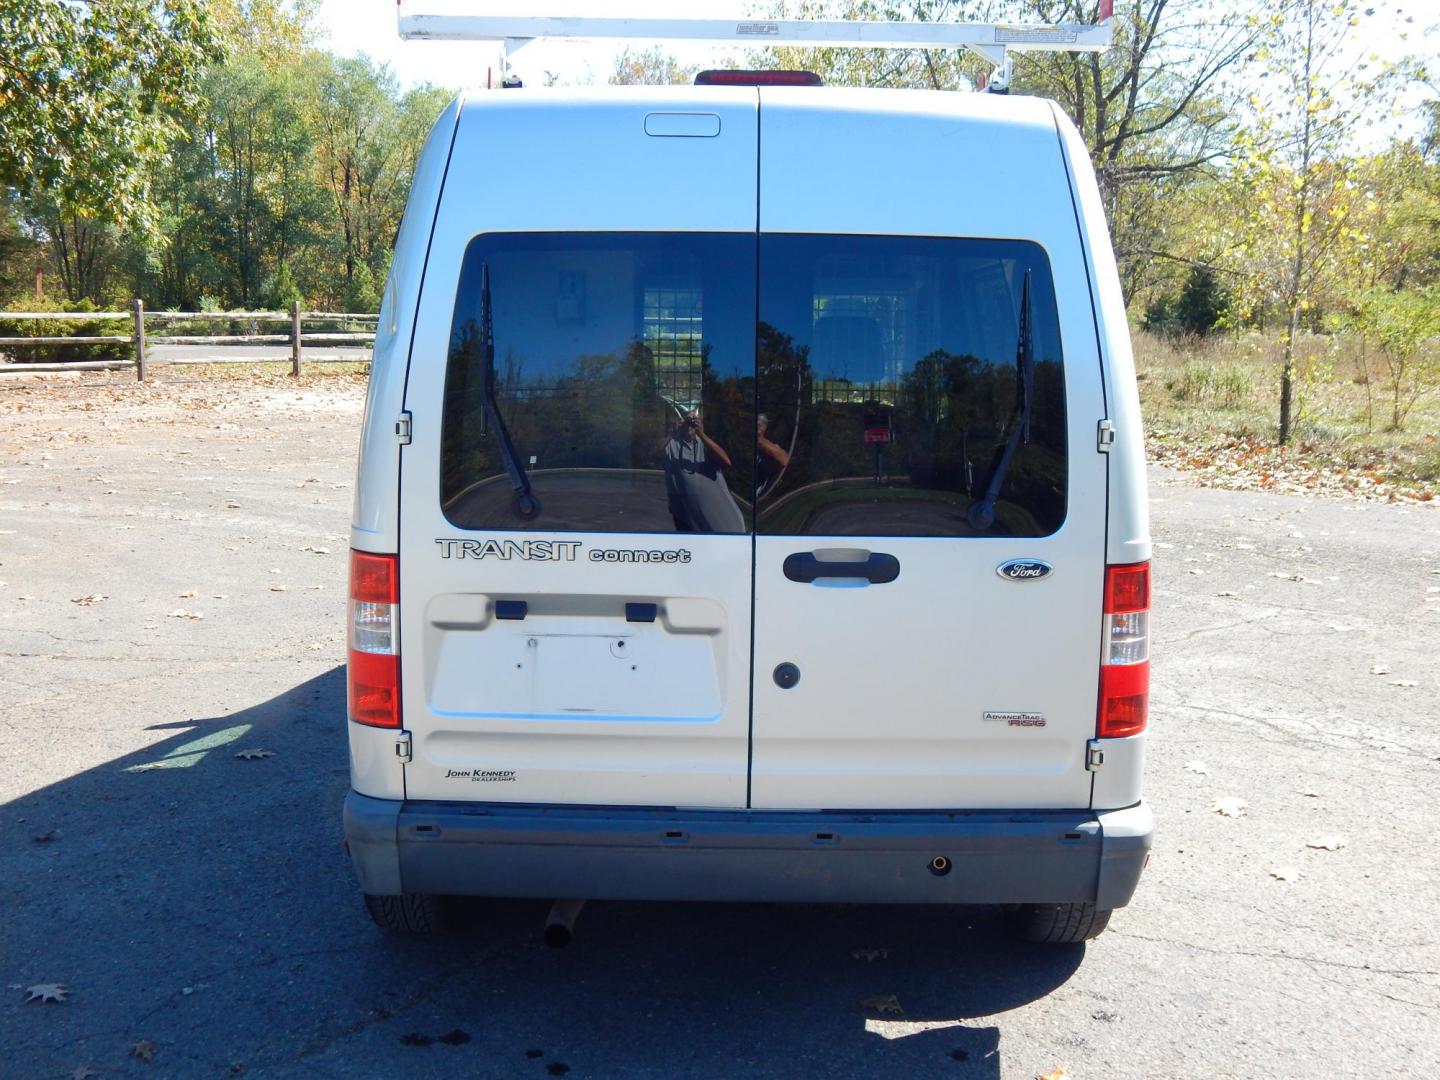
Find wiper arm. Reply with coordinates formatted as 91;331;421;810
968;268;1035;531
481;262;540;520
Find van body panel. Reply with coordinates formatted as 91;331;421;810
396;90;759;807
749;88;1106;809
352;96;460;555
1051;105;1151;568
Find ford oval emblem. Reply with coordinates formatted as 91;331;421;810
997;559;1053;582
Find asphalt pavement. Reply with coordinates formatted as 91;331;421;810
1;374;1436;1079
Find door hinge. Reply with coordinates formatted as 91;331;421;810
395;411;412;445
394;730;413;763
1097;419;1116;452
1086;738;1106;771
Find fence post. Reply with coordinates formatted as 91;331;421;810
132;299;146;382
291;301;302;377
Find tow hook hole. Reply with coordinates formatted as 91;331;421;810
929;855;951;876
814;832;835;842
414;825;436;834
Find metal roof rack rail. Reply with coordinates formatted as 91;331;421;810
396;2;1114;93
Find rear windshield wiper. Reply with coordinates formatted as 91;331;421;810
480;262;540;520
968;268;1034;531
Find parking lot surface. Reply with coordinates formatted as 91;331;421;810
2;373;1437;1079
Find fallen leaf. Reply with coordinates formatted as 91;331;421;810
269;584;287;592
1370;664;1392;675
32;829;56;843
1269;866;1301;882
25;983;68;1003
168;610;203;620
860;993;902;1014
234;748;275;761
131;1040;156;1062
1297;788;1322;798
1216;590;1239;598
1389;679;1418;688
178;590;197;598
851;947;890;962
1183;760;1210;775
70;594;107;606
1212;797;1248;817
301;545;332;555
1037;1069;1071;1080
1307;835;1347;851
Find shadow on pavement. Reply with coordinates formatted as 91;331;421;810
3;666;1085;1078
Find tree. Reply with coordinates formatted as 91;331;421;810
610;47;700;85
1244;0;1391;444
0;0;222;228
755;1;1267;303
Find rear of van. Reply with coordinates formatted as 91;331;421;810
344;85;1152;943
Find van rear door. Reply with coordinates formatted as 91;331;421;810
396;90;759;808
749;89;1108;810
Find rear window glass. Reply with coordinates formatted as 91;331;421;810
440;232;1067;538
756;235;1067;538
441;233;756;533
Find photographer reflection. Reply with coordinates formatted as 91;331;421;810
755;411;791;499
660;409;745;533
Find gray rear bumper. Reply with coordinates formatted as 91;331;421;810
344;792;1152;909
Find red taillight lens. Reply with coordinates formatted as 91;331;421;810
348;551;399;729
1098;561;1150;738
1104;561;1150;614
1099;660;1149;738
351;550;398;604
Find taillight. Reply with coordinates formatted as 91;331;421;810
1098;561;1150;738
694;69;823;86
348;551;400;729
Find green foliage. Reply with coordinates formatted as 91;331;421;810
610;47;699;85
1146;266;1232;337
344;260;380;314
0;0;223;229
1337;286;1440;430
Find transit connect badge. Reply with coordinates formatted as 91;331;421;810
996;558;1053;582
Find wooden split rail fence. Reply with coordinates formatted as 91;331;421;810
0;301;378;379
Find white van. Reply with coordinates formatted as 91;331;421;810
343;77;1152;944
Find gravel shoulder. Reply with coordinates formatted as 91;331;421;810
1;373;1437;1079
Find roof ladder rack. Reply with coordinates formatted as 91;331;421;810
396;2;1114;93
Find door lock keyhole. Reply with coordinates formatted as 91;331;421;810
773;663;800;690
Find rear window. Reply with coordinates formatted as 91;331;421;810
440;232;1066;537
756;235;1067;537
441;232;756;533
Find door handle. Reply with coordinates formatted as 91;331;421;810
782;552;899;584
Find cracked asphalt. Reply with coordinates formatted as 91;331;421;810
1;372;1437;1079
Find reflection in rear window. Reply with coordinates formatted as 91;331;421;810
440;233;1067;538
440;233;756;534
756;235;1067;538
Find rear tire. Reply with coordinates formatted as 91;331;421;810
363;892;456;934
1013;902;1112;943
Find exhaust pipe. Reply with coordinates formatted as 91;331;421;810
543;899;586;948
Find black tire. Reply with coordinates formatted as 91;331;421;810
363;892;456;934
1013;902;1112;944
